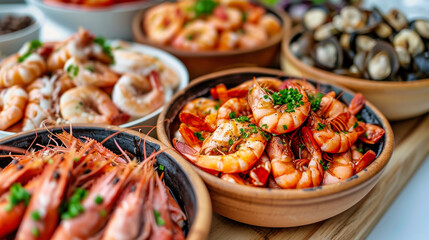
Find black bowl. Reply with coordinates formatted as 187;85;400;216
0;125;212;239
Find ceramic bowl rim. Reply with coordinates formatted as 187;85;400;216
157;67;394;201
0;4;43;42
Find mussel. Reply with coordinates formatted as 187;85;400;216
312;37;343;70
393;29;425;56
411;19;429;41
303;5;329;31
364;41;399;81
384;9;408;32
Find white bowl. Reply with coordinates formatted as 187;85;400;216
0;41;189;138
0;5;43;56
26;0;160;40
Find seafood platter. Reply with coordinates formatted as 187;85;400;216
157;67;393;227
282;5;429;120
0;125;211;239
0;28;188;138
132;0;290;77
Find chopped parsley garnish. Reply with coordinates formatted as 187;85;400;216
93;36;114;64
308;93;324;111
229;111;236;119
282;125;288;130
299;143;305;150
194;0;218;17
341;131;348;134
67;64;79;78
320;160;329;171
18;40;42;63
270;88;304;113
353;122;358;129
193;132;205;141
228;139;234;145
214;104;220;110
5;183;30;211
241;12;247;22
61;188;87;219
84;65;95;72
356;114;363;121
261;124;268;129
356;148;364;153
154;210;165;226
364;132;369;139
317;123;325;131
99;209;107;217
235;115;249;122
95;195;103;205
159;164;165;171
239;128;249;138
74;157;80;162
186;35;194;41
32;227;39;237
263;95;268;99
32;210;41;221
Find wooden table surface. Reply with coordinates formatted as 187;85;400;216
208;114;429;240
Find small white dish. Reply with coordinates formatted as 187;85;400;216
26;0;160;40
0;5;43;56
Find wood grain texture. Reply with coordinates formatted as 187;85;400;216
209;114;429;240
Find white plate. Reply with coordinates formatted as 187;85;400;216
0;41;189;138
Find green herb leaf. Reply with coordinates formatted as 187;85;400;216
84;65;95;72
17;40;42;63
74;157;79;162
270;88;304;113
94;36;114;64
159;164;165;171
31;210;41;221
308;93;324;111
341;131;348;134
32;227;39;237
214;104;220;110
95;195;103;205
61;188;87;219
228;139;234;145
282;125;288;130
364;132;369;139
194;132;205;141
356;148;364;153
6;183;31;211
299;143;305;150
154;210;165;226
99;209;107;217
261;124;268;129
353;122;358;129
317;123;325;131
235;115;249;123
194;0;218;17
229;111;236;119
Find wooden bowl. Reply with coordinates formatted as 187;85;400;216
132;3;291;78
281;28;429;121
156;67;394;227
0;125;212;239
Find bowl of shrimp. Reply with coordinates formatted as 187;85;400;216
26;0;161;40
0;28;189;139
132;0;291;78
0;124;212;239
157;67;394;227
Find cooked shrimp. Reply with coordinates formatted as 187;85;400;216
216;97;252;126
218;31;240;51
0;86;28;130
111;49;180;89
248;78;311;134
238;23;268;49
359;123;385;144
112;71;164;118
180;97;218;127
245;4;266;23
64;57;119;87
0;53;46;88
172;20;218;51
47;28;95;71
322;151;354;185
144;3;185;45
266;127;323;189
16;154;73;240
22;76;55;131
259;14;281;36
174;120;267;173
247;153;271;187
351;145;377;173
60;86;121;124
225;77;283;99
220;0;250;10
220;173;246;185
209;6;242;31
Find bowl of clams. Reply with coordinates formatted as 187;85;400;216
282;5;429;120
157;67;393;227
133;0;290;78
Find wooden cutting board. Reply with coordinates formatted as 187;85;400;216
208;114;429;240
